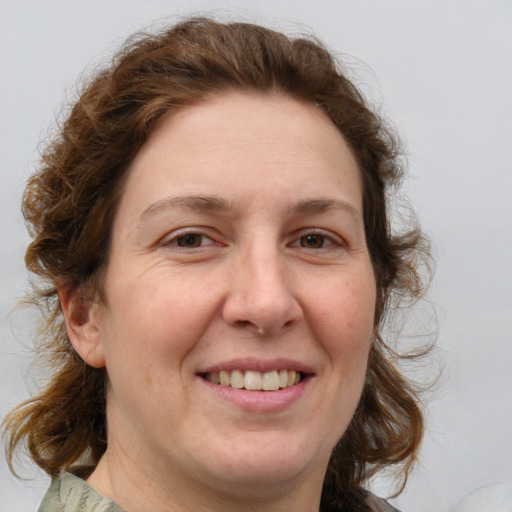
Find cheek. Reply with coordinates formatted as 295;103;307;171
101;271;220;366
310;273;376;364
305;274;376;444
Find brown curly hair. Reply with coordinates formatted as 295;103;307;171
3;17;432;511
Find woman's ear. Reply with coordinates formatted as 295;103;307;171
57;279;106;368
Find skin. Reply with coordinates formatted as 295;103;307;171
62;92;377;512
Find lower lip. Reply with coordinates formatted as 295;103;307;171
199;376;312;412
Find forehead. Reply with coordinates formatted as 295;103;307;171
137;92;355;161
119;92;363;218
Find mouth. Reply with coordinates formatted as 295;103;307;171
200;369;305;391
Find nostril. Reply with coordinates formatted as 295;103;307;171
231;320;297;337
234;320;253;329
232;320;272;336
223;288;303;335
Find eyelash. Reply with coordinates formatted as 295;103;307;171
289;231;338;250
162;230;218;249
161;228;342;252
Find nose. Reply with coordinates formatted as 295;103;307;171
222;243;303;336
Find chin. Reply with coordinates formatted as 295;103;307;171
199;433;328;494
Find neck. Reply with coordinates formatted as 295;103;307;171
87;448;326;512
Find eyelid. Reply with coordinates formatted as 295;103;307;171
158;227;222;248
288;228;345;249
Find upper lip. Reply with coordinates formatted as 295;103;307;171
197;358;315;375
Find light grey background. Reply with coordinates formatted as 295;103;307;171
1;1;511;511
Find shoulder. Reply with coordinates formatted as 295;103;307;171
323;492;401;512
366;492;402;512
322;487;401;512
38;469;125;512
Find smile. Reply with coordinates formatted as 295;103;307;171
203;369;303;391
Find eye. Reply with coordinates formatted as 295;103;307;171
163;231;217;249
290;231;337;250
175;233;207;248
298;233;332;249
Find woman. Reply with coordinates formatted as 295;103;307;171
3;17;431;512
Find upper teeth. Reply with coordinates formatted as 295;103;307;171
204;369;301;391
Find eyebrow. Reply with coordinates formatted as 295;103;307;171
292;198;361;220
141;195;362;222
142;195;233;217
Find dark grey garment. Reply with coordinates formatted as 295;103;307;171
38;470;400;512
366;493;401;512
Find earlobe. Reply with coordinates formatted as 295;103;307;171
57;280;106;369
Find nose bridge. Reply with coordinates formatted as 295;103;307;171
223;234;302;334
246;240;287;301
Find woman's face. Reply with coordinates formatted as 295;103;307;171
89;93;376;499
